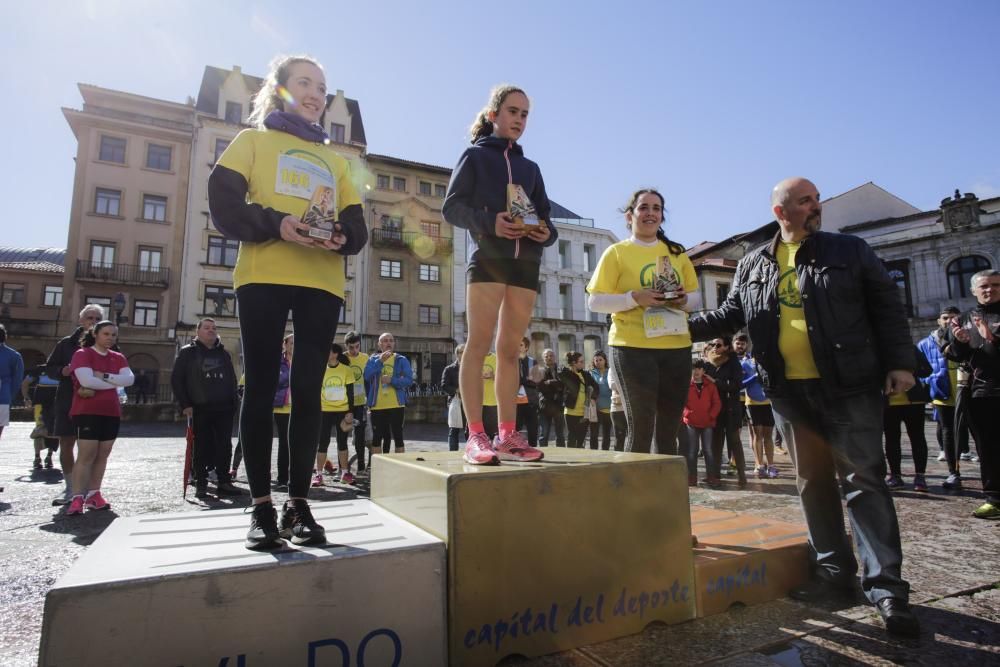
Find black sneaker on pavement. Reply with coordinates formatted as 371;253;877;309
216;481;245;496
280;498;326;546
942;473;962;490
195;482;209;499
876;597;921;637
245;502;283;551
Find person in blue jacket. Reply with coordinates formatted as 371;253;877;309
918;307;961;488
0;325;25;440
364;332;413;454
442;84;558;466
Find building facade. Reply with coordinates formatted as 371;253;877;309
0;248;67;369
362;154;455;388
61;85;195;390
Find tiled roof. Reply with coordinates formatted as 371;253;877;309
0;247;66;266
0;261;64;274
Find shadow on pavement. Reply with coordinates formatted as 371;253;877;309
39;509;120;546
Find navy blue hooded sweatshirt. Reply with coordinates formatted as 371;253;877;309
442;135;558;264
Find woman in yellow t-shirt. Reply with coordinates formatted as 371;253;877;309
586;189;700;454
313;342;355;487
208;55;367;551
559;352;599;448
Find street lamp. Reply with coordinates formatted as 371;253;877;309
113;292;127;326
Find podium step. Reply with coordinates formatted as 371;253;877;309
691;506;810;617
372;449;696;666
39;500;446;667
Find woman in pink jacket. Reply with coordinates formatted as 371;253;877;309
682;359;720;488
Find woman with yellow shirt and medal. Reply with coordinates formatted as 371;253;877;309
208;55;367;551
586;189;700;454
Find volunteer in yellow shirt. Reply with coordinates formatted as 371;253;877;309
313;342;355;487
344;330;371;474
559;351;599;448
207;55;368;551
586;189;699;454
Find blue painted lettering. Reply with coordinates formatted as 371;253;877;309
705;561;769;598
357;628;402;667
307;637;349;667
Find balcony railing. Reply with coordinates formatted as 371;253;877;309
371;228;453;253
1;318;62;338
76;260;170;287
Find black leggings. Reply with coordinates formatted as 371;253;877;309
318;410;350;454
609;345;691;454
565;414;587;448
371;407;405;453
589;411;613;450
237;284;342;499
883;403;928;476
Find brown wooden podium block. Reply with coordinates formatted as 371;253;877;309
371;449;696;665
690;506;810;617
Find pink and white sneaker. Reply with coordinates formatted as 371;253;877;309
340;471;356;485
493;431;544;462
463;432;499;465
311;473;324;487
83;491;110;511
65;495;85;516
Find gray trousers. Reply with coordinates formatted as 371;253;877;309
609;346;690;455
771;381;909;604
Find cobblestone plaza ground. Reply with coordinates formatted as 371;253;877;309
1;419;997;665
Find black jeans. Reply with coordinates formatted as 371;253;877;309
237;284;342;499
539;410;565;446
954;385;979;457
589;411;613;450
883;403;928;476
371;407;405;453
968;396;1000;504
711;400;747;480
609;345;691;455
611;411;628;452
350;406;369;470
565;414;587;448
193;408;234;485
771;382;908;604
516;403;539;446
935;405;957;475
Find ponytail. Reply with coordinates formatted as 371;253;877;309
656;227;686;256
469;112;494;142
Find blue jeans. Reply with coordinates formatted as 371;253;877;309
683;425;714;480
771;381;909;604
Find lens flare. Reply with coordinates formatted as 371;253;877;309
275;84;296;107
411;234;436;260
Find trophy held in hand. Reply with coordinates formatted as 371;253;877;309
653;257;683;300
301;184;336;241
507;184;547;232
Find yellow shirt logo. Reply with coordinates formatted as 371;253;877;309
777;269;802;308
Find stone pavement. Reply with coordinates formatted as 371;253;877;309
1;420;997;666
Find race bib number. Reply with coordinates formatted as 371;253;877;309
275;154;335;200
323;385;347;403
643;307;687;338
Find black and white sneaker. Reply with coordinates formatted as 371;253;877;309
245;502;284;551
280;499;326;546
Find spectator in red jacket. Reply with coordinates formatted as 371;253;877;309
682;359;721;487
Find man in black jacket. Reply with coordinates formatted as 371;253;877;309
171;318;240;498
537;349;565;447
689;177;919;638
45;304;104;505
946;269;1000;519
441;343;465;452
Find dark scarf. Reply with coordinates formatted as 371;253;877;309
263;110;329;143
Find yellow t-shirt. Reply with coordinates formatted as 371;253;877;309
482;353;497;408
346;351;369;406
931;361;958;407
565;371;587;417
745;395;771;406
320;363;353;412
775;242;820;380
372;355;401;411
587;239;698;349
888;391;924;407
216;128;363;298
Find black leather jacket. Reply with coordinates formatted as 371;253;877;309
944;301;1000;398
689;231;914;399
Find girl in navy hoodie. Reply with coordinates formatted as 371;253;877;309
443;85;559;465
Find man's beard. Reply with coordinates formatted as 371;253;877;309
804;215;822;234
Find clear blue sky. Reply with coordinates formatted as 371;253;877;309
3;0;999;250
